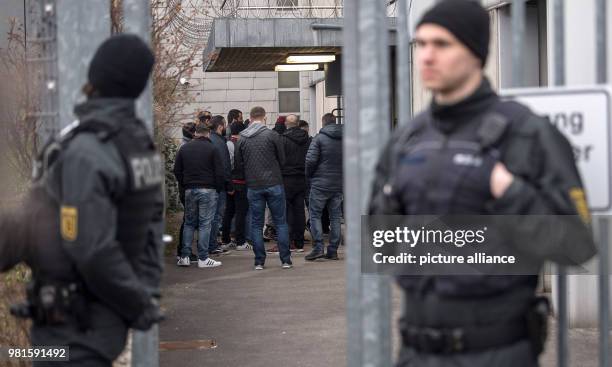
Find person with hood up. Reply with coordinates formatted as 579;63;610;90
280;114;310;252
235;106;292;270
305;113;343;261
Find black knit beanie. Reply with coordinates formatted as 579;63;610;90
88;34;155;99
417;0;490;67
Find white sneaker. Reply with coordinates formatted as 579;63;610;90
236;243;253;251
177;257;191;267
254;264;264;270
198;258;222;268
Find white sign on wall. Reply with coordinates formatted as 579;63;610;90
503;86;612;213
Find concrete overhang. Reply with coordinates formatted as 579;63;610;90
203;17;397;72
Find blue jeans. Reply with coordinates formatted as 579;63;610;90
208;191;226;251
182;188;218;260
309;188;343;254
247;184;291;265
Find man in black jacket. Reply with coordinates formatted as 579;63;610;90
282;114;310;252
369;1;596;366
174;123;224;268
208;115;233;254
221;119;252;251
305;113;343;261
235;106;292;269
176;121;198;262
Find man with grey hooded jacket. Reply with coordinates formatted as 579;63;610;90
235;106;292;269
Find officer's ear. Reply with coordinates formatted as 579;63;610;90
81;83;98;99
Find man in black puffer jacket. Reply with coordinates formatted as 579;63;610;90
281;114;311;252
235;106;292;269
305;113;343;261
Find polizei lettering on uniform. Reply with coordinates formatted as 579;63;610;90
129;154;163;190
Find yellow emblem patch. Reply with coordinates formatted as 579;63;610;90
569;188;591;224
60;206;78;241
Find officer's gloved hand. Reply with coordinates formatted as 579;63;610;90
131;298;165;331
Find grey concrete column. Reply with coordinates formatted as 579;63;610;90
56;0;109;128
123;2;159;367
123;0;154;134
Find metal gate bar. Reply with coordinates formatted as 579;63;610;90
344;0;393;365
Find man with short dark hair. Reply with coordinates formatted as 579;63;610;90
298;120;309;134
197;110;212;125
281;114;310;252
174;123;224;268
222;119;252;251
208;115;233;254
305;112;343;261
235;106;292;270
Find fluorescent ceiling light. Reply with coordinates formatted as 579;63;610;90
275;64;320;71
286;54;336;64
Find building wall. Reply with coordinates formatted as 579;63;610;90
176;69;313;129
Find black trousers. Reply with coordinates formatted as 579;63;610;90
222;185;249;246
284;177;306;248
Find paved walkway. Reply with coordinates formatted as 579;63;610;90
158;243;604;367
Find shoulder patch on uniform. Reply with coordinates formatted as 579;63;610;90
569;188;591;224
60;206;78;241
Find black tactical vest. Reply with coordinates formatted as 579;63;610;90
29;119;162;281
390;101;538;298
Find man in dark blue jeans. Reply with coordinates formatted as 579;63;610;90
174;123;225;268
235;106;292;270
207;115;233;255
305;113;343;261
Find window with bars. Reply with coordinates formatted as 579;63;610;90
278;71;301;114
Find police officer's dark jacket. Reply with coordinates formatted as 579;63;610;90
0;98;164;360
369;78;596;301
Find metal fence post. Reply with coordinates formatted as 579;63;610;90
595;2;609;367
397;0;412;125
511;0;526;88
123;0;154;134
358;0;392;366
123;2;159;367
552;1;568;366
344;0;393;365
343;0;363;365
56;0;109;129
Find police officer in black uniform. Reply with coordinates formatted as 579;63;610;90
0;34;164;366
369;1;597;366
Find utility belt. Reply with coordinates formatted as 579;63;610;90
401;296;550;356
10;280;91;331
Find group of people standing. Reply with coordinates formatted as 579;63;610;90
173;106;344;270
